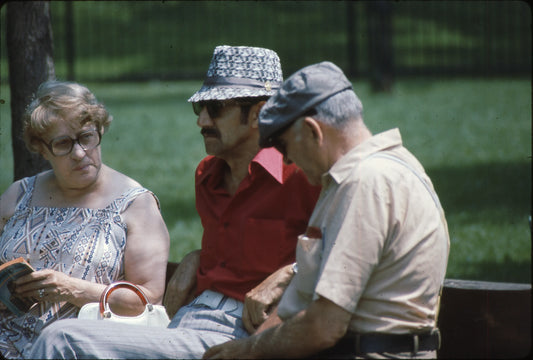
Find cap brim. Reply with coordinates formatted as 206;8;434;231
188;86;277;103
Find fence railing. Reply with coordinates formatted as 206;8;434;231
1;1;530;84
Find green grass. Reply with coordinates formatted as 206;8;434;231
0;79;531;283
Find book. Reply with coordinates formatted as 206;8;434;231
0;257;36;316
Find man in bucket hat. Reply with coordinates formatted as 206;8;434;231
204;61;449;359
165;44;319;339
29;46;320;359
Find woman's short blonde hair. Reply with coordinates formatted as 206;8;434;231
23;81;112;153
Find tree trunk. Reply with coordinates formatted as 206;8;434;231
7;1;55;181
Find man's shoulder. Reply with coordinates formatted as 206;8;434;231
350;150;426;191
196;155;218;172
197;155;216;165
195;155;221;183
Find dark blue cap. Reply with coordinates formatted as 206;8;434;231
258;61;352;148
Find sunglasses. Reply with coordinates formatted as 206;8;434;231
192;100;253;118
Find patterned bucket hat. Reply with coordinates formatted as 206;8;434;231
188;45;283;103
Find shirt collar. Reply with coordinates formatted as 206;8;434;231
249;147;284;184
325;128;403;185
198;147;284;186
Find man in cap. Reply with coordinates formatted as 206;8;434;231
29;46;320;359
204;61;450;359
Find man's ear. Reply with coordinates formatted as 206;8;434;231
250;101;266;128
303;116;324;146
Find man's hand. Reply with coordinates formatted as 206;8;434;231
163;249;201;318
242;263;294;333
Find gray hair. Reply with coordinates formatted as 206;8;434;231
312;89;363;129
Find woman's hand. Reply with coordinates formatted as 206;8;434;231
13;269;82;303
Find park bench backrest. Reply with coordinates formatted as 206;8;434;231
438;278;531;358
165;262;531;358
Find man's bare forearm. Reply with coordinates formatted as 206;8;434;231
204;297;351;359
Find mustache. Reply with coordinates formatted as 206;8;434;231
201;128;220;137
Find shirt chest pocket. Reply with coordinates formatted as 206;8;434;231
243;218;291;273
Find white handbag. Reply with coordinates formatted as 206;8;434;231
78;281;170;327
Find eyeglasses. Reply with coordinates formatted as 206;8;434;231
192;100;253;118
41;129;102;156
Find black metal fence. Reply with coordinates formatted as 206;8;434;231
1;1;531;84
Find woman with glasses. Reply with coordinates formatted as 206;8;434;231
0;81;170;359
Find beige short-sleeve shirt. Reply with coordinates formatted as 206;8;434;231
277;128;449;334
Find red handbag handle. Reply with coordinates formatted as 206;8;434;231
99;281;149;316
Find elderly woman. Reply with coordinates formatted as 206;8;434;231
0;81;170;358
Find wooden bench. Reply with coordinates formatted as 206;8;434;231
166;262;531;358
438;278;531;358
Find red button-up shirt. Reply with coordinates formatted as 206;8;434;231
195;148;321;302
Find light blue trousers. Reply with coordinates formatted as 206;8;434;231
27;290;248;359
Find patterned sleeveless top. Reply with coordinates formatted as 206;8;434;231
0;175;154;358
